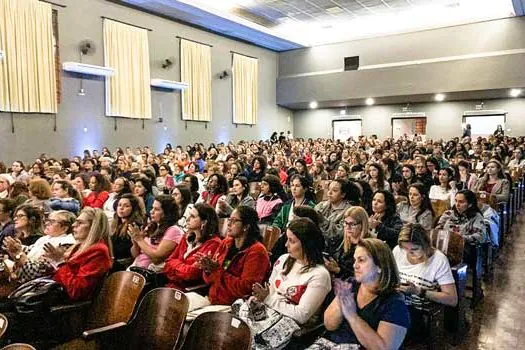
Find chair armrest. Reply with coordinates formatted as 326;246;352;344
49;300;92;314
82;322;127;341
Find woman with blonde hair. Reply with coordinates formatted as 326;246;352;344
324;206;371;280
44;208;113;301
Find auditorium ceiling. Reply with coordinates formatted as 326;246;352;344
116;0;519;51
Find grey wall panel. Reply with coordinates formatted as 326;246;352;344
0;0;292;163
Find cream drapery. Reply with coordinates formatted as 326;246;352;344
0;0;57;113
104;19;151;119
232;53;258;125
180;39;212;121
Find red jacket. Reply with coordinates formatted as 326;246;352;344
53;241;112;301
83;191;110;209
164;234;222;290
203;237;270;305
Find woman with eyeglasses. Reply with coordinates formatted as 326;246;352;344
12;204;43;246
394;223;457;309
324;207;371;280
189;206;270;308
397;183;434;231
3;210;76;284
46;207;112;301
164;203;221;291
156;165;175;194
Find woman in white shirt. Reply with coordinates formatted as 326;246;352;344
394;223;457;308
429;167;457;207
252;217;332;325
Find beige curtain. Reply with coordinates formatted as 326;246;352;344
232;53;258;125
180;39;212;121
104;19;151;119
0;0;57;113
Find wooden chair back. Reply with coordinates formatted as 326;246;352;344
0;344;36;350
430;229;465;266
476;192;498;210
315;189;324;203
431;199;450;219
263;226;281;252
181;312;251;350
127;288;189;350
0;313;7;340
85;271;146;330
249;182;261;199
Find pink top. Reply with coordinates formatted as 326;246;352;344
133;225;184;268
256;197;283;220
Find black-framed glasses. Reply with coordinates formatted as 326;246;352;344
343;221;361;228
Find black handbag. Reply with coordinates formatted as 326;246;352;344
8;277;67;314
128;266;167;288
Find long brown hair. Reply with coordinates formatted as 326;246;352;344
357;238;400;296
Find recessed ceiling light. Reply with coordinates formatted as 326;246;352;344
309;101;318;109
340;109;346;115
365;98;375;106
325;6;343;15
510;89;522;98
435;93;446;102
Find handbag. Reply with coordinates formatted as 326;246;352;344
8;277;67;314
128;266;167;288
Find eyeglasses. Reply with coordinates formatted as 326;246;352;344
344;221;361;228
14;214;27;219
228;217;243;225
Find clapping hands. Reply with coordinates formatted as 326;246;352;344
195;252;219;273
334;279;357;320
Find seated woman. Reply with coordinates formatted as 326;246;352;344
25;179;52;215
44;208;112;301
251;217;331;326
3;210;76;284
370;190;404;249
272;175;315;232
474;159;511;202
134;177;155;217
83;173;111;209
183;174;201;203
324;206;371;280
256;174;285;225
429;168;457;207
216;176;255;218
315;179;355;255
456;160;478;191
110;194;144;271
197;173;228;210
311;238;410;349
172;185;194;230
12;204;43;246
102;177;133;224
394;223;458;309
155;164;175;194
164;203;222;291
334;163;351;180
191;206;270;308
397;183;434;231
128;195;183;271
436;190;487;244
49;180;81;214
367;163;391;192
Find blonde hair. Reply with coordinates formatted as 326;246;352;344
357;238;400;296
50;210;76;234
343;206;371;253
73;208;112;257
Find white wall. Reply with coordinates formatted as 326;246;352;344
293;98;525;140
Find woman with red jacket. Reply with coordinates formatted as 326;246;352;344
44;207;112;301
196;206;270;306
164;203;221;290
83;173;111;209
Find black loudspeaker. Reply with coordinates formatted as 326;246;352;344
344;56;359;71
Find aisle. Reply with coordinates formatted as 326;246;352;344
459;214;525;350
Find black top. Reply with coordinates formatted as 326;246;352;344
326;282;410;345
376;214;403;250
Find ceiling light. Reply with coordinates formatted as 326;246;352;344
435;93;446;102
340;109;346;115
365;98;375;106
510;89;522;97
309;101;318;109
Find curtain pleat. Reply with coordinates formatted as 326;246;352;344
180;39;212;121
104;19;151;119
0;0;57;113
232;53;258;125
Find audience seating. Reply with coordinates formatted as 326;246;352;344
249;182;261;199
180;312;251;350
263;226;281;252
